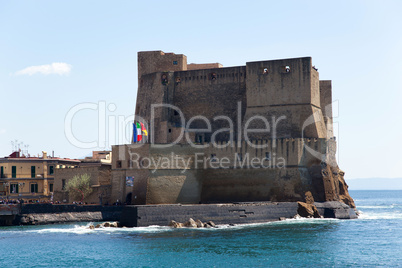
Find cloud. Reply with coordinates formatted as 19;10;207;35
0;129;6;135
14;62;72;76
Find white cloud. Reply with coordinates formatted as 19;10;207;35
14;62;72;76
0;129;6;135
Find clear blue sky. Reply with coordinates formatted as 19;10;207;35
1;0;401;180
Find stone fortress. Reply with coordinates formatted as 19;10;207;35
111;50;355;215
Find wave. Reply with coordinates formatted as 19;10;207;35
357;211;402;220
25;223;173;235
14;218;345;235
357;205;398;209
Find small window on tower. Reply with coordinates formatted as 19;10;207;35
281;65;291;73
173;61;178;65
161;74;168;85
175;77;181;84
260;67;269;74
210;73;217;80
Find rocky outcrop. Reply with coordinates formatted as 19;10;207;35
297;202;321;218
314;201;358;219
169;218;216;228
89;221;120;229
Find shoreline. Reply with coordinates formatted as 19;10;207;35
0;201;357;227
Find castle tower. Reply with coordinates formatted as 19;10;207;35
242;57;327;139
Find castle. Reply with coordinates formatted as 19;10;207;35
111;51;355;210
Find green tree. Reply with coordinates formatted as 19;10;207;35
65;173;93;202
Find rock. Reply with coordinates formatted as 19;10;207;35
168;220;183;228
297;202;321;218
95;224;101;228
206;221;216;227
195;219;204;228
204;223;212;228
304;191;315;204
110;222;119;228
88;224;95;229
229;223;235;226
183;218;197;228
103;222;110;227
279;217;286;221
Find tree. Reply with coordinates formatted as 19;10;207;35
65;173;93;202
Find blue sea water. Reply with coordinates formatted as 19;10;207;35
0;190;401;267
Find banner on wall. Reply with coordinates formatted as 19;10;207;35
126;176;134;187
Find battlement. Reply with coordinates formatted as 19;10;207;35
136;50;333;145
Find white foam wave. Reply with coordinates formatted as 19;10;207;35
357;205;397;209
357;211;402;220
25;223;172;234
18;218;345;234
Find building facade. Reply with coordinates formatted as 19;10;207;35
0;151;80;201
53;151;112;204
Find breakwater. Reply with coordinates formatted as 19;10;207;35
0;201;357;226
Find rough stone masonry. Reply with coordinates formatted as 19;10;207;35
111;51;356;223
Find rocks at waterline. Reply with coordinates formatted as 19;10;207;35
297;202;322;218
88;221;120;229
169;218;217;228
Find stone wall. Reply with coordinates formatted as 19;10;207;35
53;165;111;205
111;137;351;206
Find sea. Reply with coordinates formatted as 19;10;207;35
0;190;401;267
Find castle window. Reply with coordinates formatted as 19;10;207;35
169;128;172;133
281;66;291;73
265;152;271;160
161;74;168;85
261;67;269;74
210;73;217;80
173;61;178;65
117;161;122;168
62;179;66;190
175;77;181;84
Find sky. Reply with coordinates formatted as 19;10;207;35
1;0;402;181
